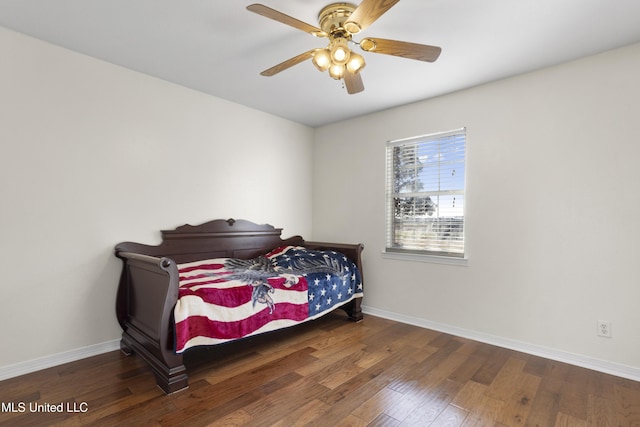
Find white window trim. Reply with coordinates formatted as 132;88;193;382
386;128;467;259
381;249;469;266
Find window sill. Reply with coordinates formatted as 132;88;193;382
381;250;468;266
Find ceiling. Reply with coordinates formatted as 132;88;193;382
2;1;640;127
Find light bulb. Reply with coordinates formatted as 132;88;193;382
333;47;348;62
329;38;350;65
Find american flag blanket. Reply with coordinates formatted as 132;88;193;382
174;246;363;353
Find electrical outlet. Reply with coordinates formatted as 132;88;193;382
597;320;612;338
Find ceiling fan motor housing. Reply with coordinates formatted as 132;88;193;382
318;3;359;37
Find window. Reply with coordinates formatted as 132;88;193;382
385;128;466;258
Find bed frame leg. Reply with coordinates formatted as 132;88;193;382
153;366;189;394
120;332;189;394
120;340;133;356
343;297;364;322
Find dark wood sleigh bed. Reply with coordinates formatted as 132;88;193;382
115;218;364;394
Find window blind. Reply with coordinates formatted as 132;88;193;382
385;128;466;257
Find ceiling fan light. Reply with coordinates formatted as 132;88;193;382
346;52;366;74
312;49;331;72
332;46;349;63
328;63;345;80
330;38;350;65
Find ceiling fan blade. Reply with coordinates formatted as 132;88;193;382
247;4;327;37
260;49;318;77
344;70;365;94
344;0;400;33
359;37;442;62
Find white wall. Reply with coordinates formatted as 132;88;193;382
0;27;313;368
312;43;640;376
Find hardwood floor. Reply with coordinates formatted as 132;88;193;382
1;312;639;426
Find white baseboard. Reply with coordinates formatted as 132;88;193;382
362;305;640;383
0;339;120;381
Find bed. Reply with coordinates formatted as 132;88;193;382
115;218;364;393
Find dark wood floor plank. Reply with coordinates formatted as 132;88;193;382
486;357;527;400
211;375;328;427
75;386;167;426
525;389;560;427
460;393;505;426
351;386;405;424
558;364;590;421
399;379;462;426
204;409;253;427
525;359;571;426
417;348;470;391
429;403;469;426
553;411;587;426
586;393;615;426
448;353;487;385
495;369;540;426
296;343;366;378
450;380;490;413
367;412;401;426
470;346;512;386
615;384;640;426
1;312;639;426
270;398;331;427
523;353;548;378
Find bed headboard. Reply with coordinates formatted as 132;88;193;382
116;218;305;264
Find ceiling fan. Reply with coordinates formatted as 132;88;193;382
247;0;442;94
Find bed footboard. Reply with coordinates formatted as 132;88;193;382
304;241;364;322
115;251;188;393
